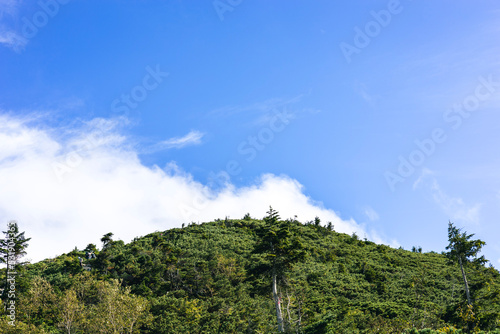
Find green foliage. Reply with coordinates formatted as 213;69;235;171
250;207;306;282
0;221;31;267
446;222;486;268
0;216;498;333
445;222;496;333
0;221;31;315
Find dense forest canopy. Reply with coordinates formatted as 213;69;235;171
0;213;499;333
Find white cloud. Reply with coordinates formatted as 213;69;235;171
0;113;388;263
413;169;481;225
148;130;204;151
0;30;27;51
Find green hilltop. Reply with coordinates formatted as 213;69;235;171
1;212;499;333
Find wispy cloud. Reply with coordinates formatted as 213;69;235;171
413;169;481;225
363;206;379;221
207;93;319;127
0;0;27;51
354;82;379;107
209;95;304;117
392;20;500;108
0;30;27;51
412;168;434;190
152;130;204;151
0;0;20;17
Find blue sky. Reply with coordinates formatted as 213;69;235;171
0;0;499;266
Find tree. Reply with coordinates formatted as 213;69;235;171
0;221;31;305
326;221;334;231
19;276;58;327
84;243;98;254
58;289;84;334
251;207;306;332
83;279;151;334
445;222;486;306
0;221;31;268
101;232;114;250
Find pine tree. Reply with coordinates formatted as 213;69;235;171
0;221;31;268
101;232;114;250
445;221;486;307
0;221;31;306
251;207;306;332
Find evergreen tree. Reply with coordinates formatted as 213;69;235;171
0;221;31;304
0;221;31;268
445;221;486;306
251;207;306;332
101;232;114;250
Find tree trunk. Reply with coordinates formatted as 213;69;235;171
458;257;472;306
3;249;9;308
272;268;284;332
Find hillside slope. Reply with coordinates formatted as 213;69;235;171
2;216;500;333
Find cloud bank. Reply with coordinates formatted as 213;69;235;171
0;113;384;263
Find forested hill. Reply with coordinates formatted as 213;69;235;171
2;214;500;333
